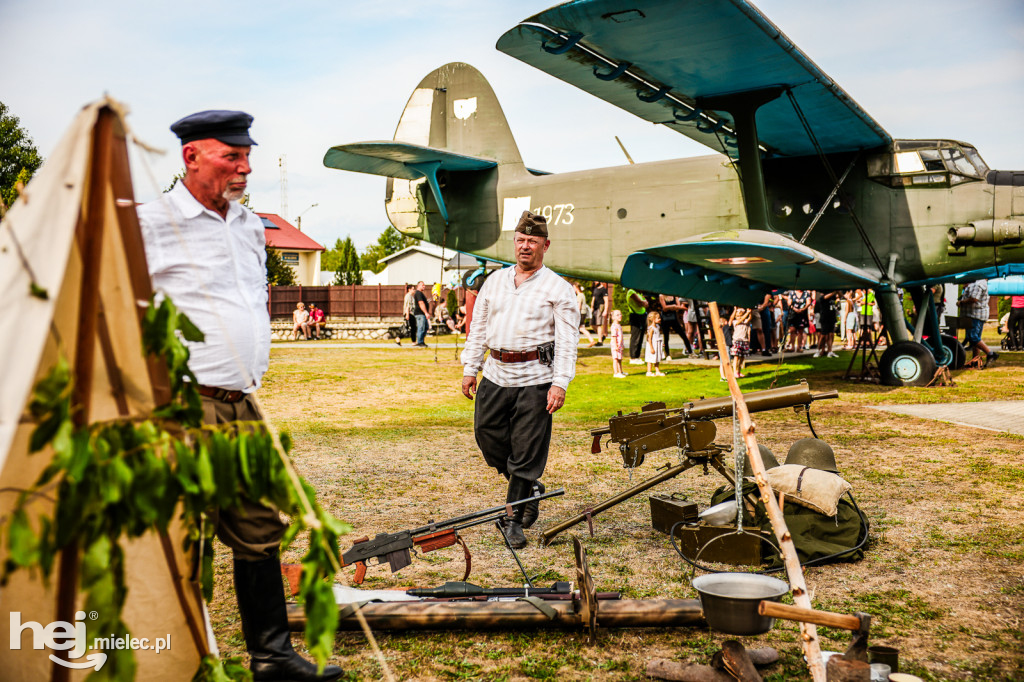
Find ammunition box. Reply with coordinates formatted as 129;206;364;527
650;494;699;535
672;525;765;566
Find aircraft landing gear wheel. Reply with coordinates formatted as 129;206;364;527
939;334;966;369
462;269;488;291
880;341;938;387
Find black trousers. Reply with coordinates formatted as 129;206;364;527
629;313;647;360
474;378;552;482
1009;307;1024;349
661;315;690;354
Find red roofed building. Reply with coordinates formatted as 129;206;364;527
258;213;326;285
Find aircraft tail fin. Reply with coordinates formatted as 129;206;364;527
324;62;523;249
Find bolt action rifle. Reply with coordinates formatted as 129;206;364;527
540;382;837;545
342;488;564;584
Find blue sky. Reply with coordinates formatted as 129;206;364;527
3;0;1022;252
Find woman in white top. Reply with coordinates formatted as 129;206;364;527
291;302;310;340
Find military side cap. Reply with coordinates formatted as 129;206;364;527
515;210;548;238
170;110;257;146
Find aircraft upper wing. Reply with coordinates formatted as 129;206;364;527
621;230;881;307
497;0;891;158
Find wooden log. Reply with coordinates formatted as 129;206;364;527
825;657;870;681
711;646;779;669
287;598;704;632
719;640;762;682
647;660;732;682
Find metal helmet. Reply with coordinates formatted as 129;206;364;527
786;438;839;473
740;444;780;477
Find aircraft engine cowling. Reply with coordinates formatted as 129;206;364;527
947;220;1024;246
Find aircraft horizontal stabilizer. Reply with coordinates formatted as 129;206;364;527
324;142;498;224
323;142;497;180
621;230;880;307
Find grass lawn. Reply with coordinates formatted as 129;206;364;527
209;334;1024;681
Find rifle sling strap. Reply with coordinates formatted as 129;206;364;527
584;507;595;538
456;534;472;581
517;596;558;620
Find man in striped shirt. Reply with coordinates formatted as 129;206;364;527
461;211;580;548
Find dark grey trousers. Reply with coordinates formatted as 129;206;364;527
202;394;288;562
474;377;553;482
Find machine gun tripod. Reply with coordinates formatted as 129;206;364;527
539;382;837;546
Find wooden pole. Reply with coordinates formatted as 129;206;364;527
52;105;115;682
707;301;825;682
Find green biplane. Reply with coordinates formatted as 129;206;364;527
324;0;1023;386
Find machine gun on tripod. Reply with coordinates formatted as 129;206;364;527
539;382;836;545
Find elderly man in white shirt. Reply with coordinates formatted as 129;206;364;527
461;211;579;548
137;110;342;682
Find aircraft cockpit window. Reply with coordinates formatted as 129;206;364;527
941;148;980;177
964;146;989;174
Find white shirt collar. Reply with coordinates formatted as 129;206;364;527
169;181;244;222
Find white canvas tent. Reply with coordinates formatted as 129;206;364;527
0;100;212;680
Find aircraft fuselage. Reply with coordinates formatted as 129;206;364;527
401;141;1023;290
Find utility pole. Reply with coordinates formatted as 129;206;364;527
296;203;318;231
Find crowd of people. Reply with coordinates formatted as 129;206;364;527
570;286;895;378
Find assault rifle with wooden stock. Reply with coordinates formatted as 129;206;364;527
342;488;564;583
540;382;837;545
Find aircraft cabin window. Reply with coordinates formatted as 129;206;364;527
894;151;926;174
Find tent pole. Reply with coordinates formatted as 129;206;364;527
51;106;114;682
109;123;172;404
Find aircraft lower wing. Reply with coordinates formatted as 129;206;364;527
497;0;890;158
621;230;881;307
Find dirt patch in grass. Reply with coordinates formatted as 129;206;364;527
209;346;1024;680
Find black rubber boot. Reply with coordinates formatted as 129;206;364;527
520;480;545;529
502;477;532;549
234;554;343;682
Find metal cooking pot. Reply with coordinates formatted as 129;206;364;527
692;573;789;635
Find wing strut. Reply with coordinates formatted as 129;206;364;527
785;90;886;275
698;87;784;233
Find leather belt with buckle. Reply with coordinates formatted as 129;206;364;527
490;349;539;363
197;385;247;403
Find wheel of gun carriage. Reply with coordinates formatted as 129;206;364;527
939;333;967;369
879;341;937;387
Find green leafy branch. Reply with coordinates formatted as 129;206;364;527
2;295;350;680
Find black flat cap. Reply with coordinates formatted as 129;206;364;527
515;210;548;238
170;110;257;146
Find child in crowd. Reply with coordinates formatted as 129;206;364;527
610;309;625;377
645;311;665;376
730;307;752;378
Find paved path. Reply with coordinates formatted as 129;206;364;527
870;401;1024;435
